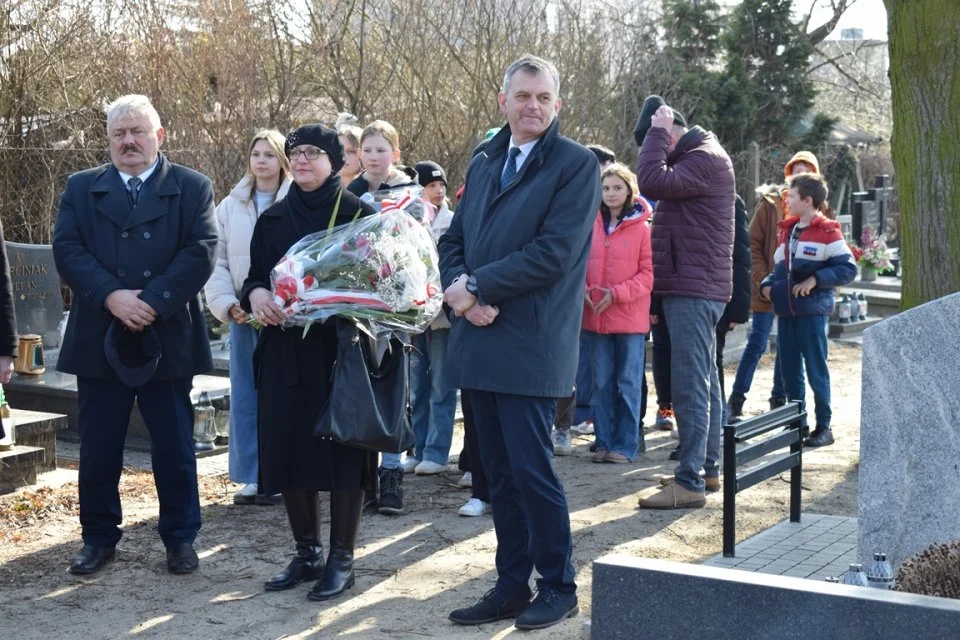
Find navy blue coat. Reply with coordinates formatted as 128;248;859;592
438;121;600;398
53;154;217;380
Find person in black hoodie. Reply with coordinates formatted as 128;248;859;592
241;124;377;601
346;120;418;516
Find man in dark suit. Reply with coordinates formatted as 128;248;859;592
439;55;600;631
53;94;217;576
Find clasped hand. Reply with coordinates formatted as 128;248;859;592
105;289;157;332
443;274;498;327
248;288;285;326
585;286;613;315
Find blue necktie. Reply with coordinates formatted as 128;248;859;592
500;147;521;190
128;176;143;206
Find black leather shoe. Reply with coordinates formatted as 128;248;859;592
515;587;579;630
308;548;355;600
255;493;283;506
804;426;835;448
265;550;324;591
769;396;787;411
449;587;532;625
669;445;680;461
166;543;199;574
69;544;115;575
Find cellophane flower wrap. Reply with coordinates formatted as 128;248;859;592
268;191;443;336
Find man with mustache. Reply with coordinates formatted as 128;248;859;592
53;94;217;576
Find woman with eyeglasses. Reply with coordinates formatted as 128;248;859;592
240;124;376;602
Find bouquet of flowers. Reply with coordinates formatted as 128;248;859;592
265;191;443;336
857;227;892;271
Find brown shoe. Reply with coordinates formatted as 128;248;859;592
604;452;630;464
659;475;721;493
592;450;609;463
638;482;706;509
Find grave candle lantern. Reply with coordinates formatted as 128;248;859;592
193;391;217;451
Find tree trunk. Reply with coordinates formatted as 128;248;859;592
884;0;960;309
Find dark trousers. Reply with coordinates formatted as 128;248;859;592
652;316;672;406
458;392;490;503
716;327;729;426
554;389;576;432
465;390;576;595
77;376;200;548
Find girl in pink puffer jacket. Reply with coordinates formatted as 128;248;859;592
582;163;654;463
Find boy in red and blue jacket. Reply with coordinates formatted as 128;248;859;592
761;173;856;447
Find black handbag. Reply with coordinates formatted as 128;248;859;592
314;319;414;453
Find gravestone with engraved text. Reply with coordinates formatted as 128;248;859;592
5;241;64;348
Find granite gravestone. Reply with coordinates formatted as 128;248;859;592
859;292;960;571
5;241;63;348
851;175;892;244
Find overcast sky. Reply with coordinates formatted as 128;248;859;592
802;0;888;40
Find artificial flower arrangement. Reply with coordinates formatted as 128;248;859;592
857;227;893;271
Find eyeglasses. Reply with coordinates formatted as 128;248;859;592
288;147;326;160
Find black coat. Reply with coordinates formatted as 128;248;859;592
0;220;16;358
438;120;600;397
719;195;751;329
0;220;15;441
240;182;377;494
53;154;216;379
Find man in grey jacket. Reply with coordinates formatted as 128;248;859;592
439;55;599;630
634;96;735;509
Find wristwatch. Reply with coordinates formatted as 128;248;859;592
465;275;478;296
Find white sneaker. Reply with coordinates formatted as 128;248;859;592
571;420;594;435
458;471;473;488
233;483;258;505
414;460;447;475
401;456;420;474
552;429;573;456
458;498;489;517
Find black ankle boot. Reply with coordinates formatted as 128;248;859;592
309;489;364;601
266;490;324;591
727;394;745;422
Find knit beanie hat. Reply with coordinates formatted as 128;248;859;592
414;161;446;188
633;95;687;146
284;123;345;173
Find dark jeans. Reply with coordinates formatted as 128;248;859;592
778;315;831;428
77;376;200;548
731;311;785;401
652;315;672;407
574;331;593;423
465;390;576;595
458;392;490;503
